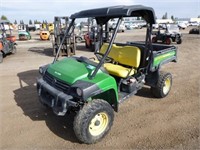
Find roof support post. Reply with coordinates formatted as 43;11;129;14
90;17;122;79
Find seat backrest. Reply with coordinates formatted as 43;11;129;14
100;43;141;68
100;43;120;60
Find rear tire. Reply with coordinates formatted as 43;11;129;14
76;37;82;43
165;37;172;45
151;71;172;98
152;37;157;43
73;99;114;144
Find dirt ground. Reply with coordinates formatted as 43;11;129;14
0;27;199;149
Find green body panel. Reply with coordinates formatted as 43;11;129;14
153;50;176;67
47;58;118;101
47;58;91;85
18;31;31;36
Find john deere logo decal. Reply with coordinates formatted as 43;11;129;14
55;71;61;76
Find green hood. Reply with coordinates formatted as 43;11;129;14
47;58;96;85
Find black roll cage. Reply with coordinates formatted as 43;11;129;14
53;5;156;78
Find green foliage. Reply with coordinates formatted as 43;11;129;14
162;12;168;19
42;20;47;24
1;15;8;20
29;20;33;25
34;20;41;24
171;15;174;21
20;20;24;24
14;20;17;24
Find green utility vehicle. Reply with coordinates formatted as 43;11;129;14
18;24;31;40
37;5;177;144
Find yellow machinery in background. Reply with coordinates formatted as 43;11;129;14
40;23;54;40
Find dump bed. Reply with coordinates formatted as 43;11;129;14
151;44;177;71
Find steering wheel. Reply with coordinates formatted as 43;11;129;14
95;52;113;63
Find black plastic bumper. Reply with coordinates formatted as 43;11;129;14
37;78;77;116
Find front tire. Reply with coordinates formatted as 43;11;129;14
151;71;172;98
73;99;114;144
177;38;182;44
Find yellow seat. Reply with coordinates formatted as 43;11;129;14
103;63;135;78
100;43;141;78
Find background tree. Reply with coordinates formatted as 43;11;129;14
198;15;200;18
162;12;168;19
42;20;47;24
171;15;175;21
34;20;40;24
1;15;8;20
20;20;24;24
29;19;33;25
14;20;17;25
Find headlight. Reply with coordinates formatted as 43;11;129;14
39;64;49;75
76;88;83;96
39;67;44;75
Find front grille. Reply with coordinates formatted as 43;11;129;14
43;71;70;93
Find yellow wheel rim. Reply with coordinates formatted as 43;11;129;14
163;77;171;95
89;112;109;136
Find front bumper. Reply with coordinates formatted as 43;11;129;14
37;78;77;116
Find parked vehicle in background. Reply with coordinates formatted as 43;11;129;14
0;20;16;42
189;21;199;26
18;24;31;40
0;20;17;63
189;28;200;34
41;23;54;34
178;22;187;29
34;24;41;30
111;22;126;32
28;25;36;31
152;24;159;29
152;23;182;45
126;23;142;30
40;23;51;40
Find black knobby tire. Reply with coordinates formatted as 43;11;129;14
177;38;182;44
151;71;172;98
76;37;82;43
73;99;114;144
166;37;172;45
152;37;157;43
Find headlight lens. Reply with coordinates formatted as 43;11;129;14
39;64;49;75
39;67;44;75
76;88;82;96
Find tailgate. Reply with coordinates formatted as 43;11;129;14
151;46;177;71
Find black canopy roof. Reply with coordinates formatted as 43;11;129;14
70;5;156;25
